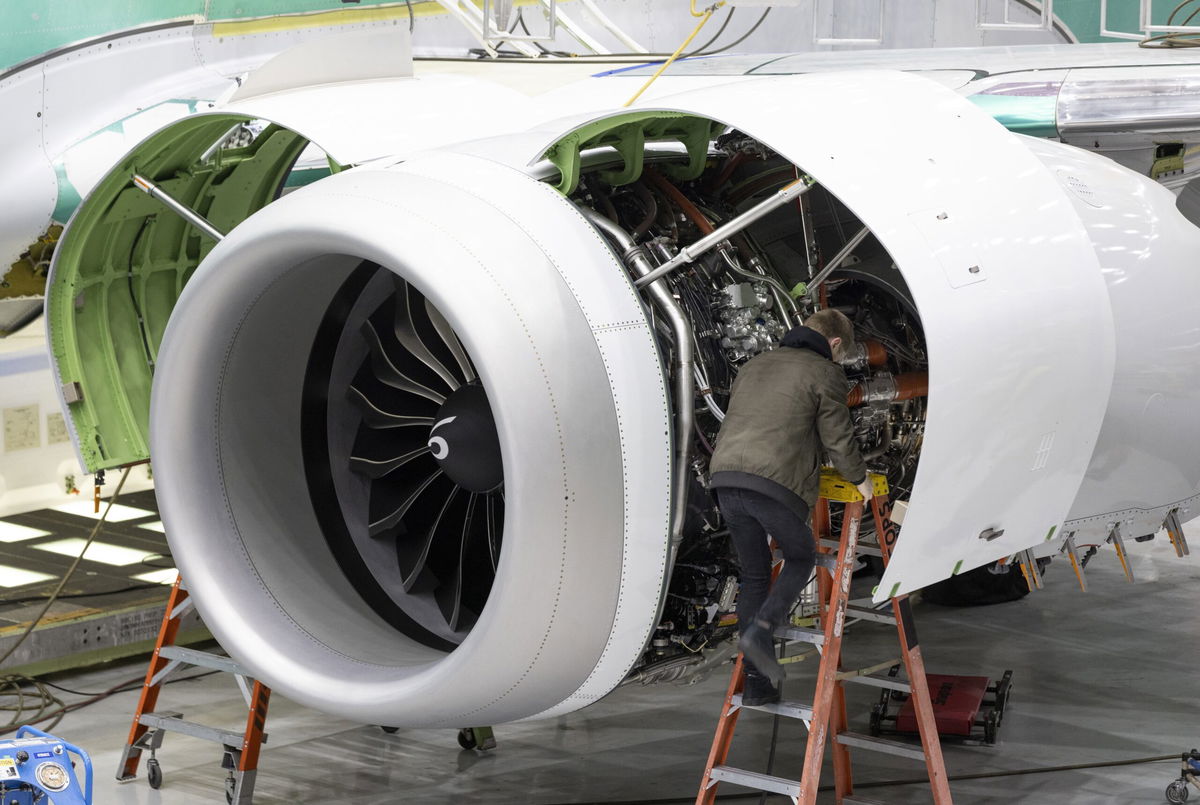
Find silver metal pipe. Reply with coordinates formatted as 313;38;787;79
720;249;798;329
198;124;244;165
797;187;820;280
693;365;725;422
580;207;693;556
805;225;869;296
132;174;225;242
633;178;813;289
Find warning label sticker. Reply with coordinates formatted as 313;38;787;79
0;757;17;779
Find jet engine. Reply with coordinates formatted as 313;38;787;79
46;70;1200;727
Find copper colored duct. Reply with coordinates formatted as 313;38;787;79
863;339;888;368
847;372;928;407
644;167;715;234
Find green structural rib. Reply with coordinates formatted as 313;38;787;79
48;116;311;471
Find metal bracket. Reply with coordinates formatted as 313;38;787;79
1062;533;1087;592
1140;0;1200;34
1098;0;1200;40
814;0;884;44
435;0;644;57
977;0;1055;31
1019;549;1043;590
1164;508;1190;558
1107;522;1134;582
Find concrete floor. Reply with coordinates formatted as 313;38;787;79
13;534;1200;804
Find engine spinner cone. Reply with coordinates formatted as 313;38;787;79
429;382;502;494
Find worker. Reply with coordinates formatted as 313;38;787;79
708;308;872;706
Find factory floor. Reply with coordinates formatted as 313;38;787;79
12;534;1199;804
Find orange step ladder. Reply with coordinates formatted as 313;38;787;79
697;470;953;805
116;575;270;804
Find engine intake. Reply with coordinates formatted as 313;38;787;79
149;154;673;727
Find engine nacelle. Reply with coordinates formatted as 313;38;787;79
46;69;1200;727
150;154;673;727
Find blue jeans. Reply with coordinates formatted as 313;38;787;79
716;487;816;638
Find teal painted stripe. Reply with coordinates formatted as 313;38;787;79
969;94;1059;138
284;165;334;188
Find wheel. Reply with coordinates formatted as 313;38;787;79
379;726;399;734
1167;779;1189;803
146;758;162;790
995;679;1012;721
457;728;478;750
869;704;885;737
983;711;999;745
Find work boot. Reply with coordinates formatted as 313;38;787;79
738;619;783;683
742;671;780;707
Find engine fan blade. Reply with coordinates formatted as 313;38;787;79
397;481;461;593
435;492;479;632
349;445;432;480
393;277;464;391
361;319;446;405
347;385;434;430
423;297;477;383
368;468;445;535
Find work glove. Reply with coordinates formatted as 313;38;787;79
855;478;874;503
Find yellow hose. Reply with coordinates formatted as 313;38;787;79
623;2;724;107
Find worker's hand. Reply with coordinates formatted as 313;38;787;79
855;478;875;503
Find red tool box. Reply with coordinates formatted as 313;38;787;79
870;669;1013;745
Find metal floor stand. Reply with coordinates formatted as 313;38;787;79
116;576;270;804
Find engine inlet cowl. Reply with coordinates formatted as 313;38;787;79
149;153;673;727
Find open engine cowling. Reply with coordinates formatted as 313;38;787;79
48;66;1200;727
150;154;673;727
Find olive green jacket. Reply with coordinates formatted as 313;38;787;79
709;335;867;509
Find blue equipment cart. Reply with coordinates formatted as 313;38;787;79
1167;749;1200;803
0;726;92;804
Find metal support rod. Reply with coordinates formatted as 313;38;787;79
132;175;225;242
633;178;813;288
577;0;648;52
542;0;609;54
581;207;692;559
805;225;869;296
797;177;820;280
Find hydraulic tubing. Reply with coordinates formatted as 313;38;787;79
720;250;798;328
633;178;812;288
580;207;693;556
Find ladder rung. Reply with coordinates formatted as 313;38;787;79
814;554;838;571
842;797;888;805
845;606;896;625
731;694;813;721
708;766;799;798
158;646;248;676
777;626;824;646
818;538;883;557
840;673;911;694
138;713;263;748
836;731;927;761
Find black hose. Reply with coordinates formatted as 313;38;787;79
632;182;658;241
